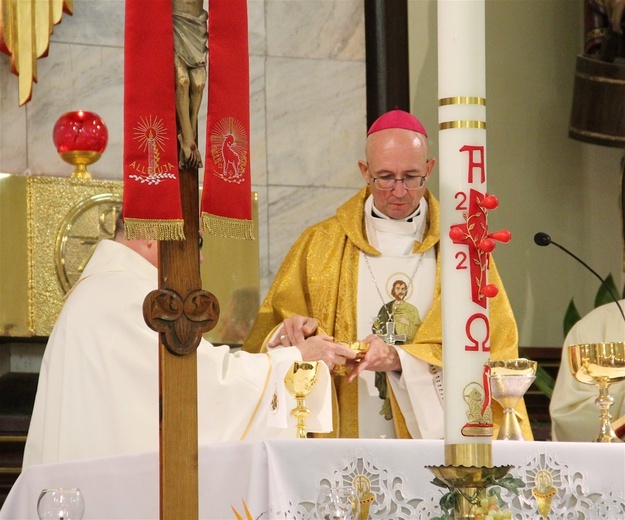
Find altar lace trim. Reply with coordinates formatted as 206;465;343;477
268;447;625;519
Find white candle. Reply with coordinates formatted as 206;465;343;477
438;0;493;448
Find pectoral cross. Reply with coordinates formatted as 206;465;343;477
377;321;406;345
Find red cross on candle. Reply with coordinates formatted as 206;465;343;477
448;189;511;308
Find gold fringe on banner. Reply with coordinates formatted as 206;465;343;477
201;213;254;240
124;218;186;241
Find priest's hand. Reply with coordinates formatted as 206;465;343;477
295;334;357;371
269;315;319;348
346;335;401;383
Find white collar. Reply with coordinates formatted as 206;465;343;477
370;200;422;222
364;196;428;252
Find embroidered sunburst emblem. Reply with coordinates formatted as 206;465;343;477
210;117;248;183
129;114;176;184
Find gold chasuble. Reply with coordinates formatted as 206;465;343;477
243;187;532;440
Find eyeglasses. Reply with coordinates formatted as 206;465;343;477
370;175;427;191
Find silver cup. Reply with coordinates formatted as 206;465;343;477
488;358;537;440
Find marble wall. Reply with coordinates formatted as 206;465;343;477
5;1;615;350
0;0;367;297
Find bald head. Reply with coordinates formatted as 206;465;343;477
113;213;159;267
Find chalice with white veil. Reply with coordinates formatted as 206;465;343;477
568;342;625;442
488;358;537;440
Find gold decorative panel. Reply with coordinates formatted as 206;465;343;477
0;174;122;336
0;174;260;343
200;192;260;346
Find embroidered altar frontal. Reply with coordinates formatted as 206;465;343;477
2;439;624;518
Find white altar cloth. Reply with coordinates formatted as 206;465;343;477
2;439;624;519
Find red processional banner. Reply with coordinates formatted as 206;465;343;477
200;0;253;240
123;0;252;241
122;0;184;240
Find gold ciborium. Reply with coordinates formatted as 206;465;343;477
332;341;370;376
284;361;319;438
488;358;537;440
568;342;625;442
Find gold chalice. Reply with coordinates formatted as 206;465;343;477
568;342;625;442
284;361;320;438
332;341;370;376
488;358;537;440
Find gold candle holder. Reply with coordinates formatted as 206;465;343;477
568;342;625;442
427;444;517;519
284;361;319;438
59;150;102;179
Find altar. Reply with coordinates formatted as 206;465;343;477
1;439;624;519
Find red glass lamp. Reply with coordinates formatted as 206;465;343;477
53;111;108;179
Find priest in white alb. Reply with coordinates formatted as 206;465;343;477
550;300;625;442
243;109;532;440
22;217;356;468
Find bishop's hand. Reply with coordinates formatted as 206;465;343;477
346;334;401;383
295;334;356;372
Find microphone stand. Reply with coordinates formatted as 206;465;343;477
534;232;625;324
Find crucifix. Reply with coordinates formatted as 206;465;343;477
376;320;406;345
125;0;252;514
141;1;217;518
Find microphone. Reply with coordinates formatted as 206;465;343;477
534;232;625;323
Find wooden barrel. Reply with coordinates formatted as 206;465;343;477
569;54;625;148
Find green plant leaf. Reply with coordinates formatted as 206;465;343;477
563;299;581;337
440;491;459;512
533;365;555;399
595;273;620;309
431;477;451;490
431;471;526;520
496;476;526;494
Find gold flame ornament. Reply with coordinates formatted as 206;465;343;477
0;0;73;106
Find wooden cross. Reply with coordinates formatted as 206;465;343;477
143;168;219;519
376;320;406;345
